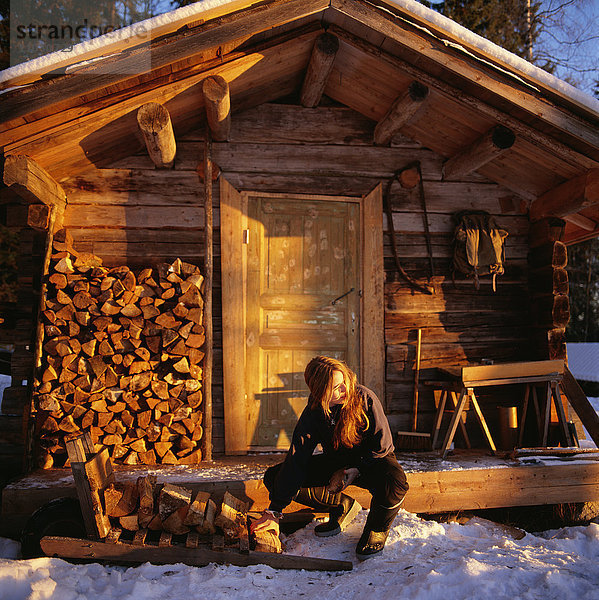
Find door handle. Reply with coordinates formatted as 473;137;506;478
331;287;355;305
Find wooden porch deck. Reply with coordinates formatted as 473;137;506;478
2;450;599;538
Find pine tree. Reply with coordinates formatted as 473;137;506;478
423;0;542;60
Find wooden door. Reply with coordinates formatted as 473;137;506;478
220;179;383;455
246;196;360;449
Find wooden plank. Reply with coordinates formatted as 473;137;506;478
212;533;225;552
561;367;599;447
0;0;267;88
40;536;353;571
402;463;599;513
203;134;214;462
64;205;205;229
220;177;247;454
461;360;564;383
361;184;384;401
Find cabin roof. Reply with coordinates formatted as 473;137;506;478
1;0;598;244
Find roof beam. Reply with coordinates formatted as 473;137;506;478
564;213;596;232
0;0;329;124
327;25;598;172
300;33;340;108
530;169;599;222
373;81;429;146
137;102;177;168
202;76;231;142
443;126;516;181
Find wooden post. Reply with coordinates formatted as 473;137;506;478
442;125;516;181
374;81;429;146
202;76;231;142
300;32;339;108
202;130;213;462
136;102;177;169
26;207;59;470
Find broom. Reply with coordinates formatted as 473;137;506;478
396;328;432;451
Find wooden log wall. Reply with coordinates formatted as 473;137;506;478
59;103;532;453
0;187;43;480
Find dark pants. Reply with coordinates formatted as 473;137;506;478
264;453;409;519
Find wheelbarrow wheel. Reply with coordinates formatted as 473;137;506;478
21;497;86;559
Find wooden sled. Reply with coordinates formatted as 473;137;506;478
39;434;352;572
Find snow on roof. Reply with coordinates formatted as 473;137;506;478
385;0;599;118
567;343;599;382
0;0;256;86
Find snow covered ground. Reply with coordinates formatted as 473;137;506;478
1;509;598;600
1;389;598;599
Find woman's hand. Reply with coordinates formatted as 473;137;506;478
327;467;360;493
250;511;280;537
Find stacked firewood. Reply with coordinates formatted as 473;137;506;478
34;229;205;467
104;479;281;553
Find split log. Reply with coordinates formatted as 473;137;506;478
162;506;191;535
196;498;217;535
214;491;249;540
158;483;192;522
104;482;139;517
252;528;283;554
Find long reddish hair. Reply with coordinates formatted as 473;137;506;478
304;356;368;449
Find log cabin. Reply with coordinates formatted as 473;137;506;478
1;0;599;535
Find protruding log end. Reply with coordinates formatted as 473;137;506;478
136;102;176;169
202;76;231;142
492;125;516;150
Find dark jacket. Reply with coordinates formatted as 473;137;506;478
268;385;394;512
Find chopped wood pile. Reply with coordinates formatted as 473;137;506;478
34;229;205;467
104;479;280;553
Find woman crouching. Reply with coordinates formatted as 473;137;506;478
250;356;408;559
